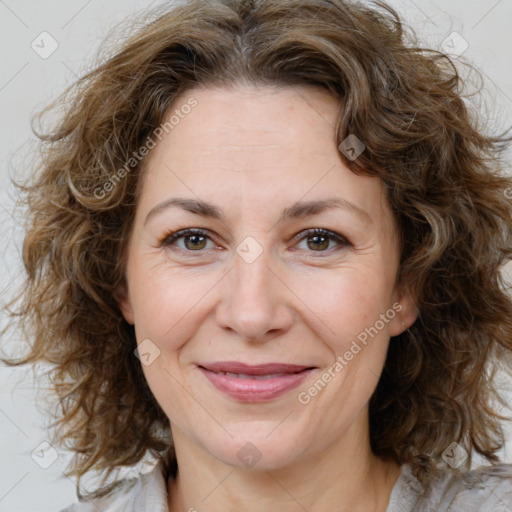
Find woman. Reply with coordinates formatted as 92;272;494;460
2;0;512;510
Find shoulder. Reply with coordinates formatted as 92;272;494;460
431;463;512;512
58;461;169;512
390;463;512;512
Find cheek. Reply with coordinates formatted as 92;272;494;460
292;265;393;345
128;266;211;411
128;258;235;373
128;263;204;344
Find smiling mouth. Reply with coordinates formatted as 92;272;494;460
198;362;316;402
206;370;300;380
199;361;314;375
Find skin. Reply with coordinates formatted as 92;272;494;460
119;84;418;512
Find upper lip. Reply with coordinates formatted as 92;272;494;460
199;361;314;375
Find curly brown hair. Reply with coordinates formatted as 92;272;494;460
2;0;512;499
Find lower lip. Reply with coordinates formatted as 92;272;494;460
199;367;314;402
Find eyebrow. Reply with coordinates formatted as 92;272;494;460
144;196;371;226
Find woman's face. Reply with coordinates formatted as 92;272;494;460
120;84;416;470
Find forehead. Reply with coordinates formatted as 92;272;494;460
146;84;341;171
138;84;393;232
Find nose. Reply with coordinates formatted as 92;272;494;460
215;249;294;342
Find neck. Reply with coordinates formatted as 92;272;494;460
167;422;401;512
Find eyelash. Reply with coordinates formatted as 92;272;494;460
160;227;350;255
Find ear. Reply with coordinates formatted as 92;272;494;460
388;284;418;337
115;281;135;325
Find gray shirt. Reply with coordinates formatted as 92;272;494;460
60;460;512;511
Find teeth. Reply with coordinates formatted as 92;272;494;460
218;371;286;380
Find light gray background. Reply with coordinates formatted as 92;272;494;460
1;1;512;511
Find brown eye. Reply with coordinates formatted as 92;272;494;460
182;233;208;250
161;229;214;252
295;228;349;253
306;234;330;251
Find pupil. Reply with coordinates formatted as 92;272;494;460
186;235;206;250
308;235;328;251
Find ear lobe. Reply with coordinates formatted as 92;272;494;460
389;286;418;337
115;282;135;325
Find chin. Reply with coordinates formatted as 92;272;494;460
203;430;308;472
